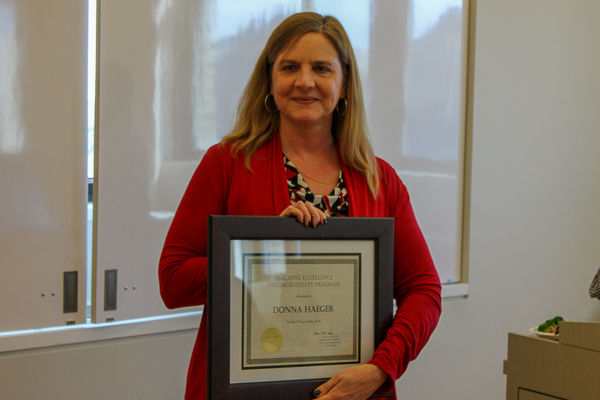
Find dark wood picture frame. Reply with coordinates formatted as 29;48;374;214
207;216;394;400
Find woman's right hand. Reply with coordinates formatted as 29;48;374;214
279;201;328;228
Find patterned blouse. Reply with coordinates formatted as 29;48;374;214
283;155;349;217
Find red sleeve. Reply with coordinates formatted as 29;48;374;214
158;144;230;309
368;162;442;395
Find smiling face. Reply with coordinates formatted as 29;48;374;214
271;32;345;133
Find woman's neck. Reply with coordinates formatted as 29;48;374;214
279;123;336;161
279;123;341;197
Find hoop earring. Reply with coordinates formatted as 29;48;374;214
336;98;347;116
264;94;278;113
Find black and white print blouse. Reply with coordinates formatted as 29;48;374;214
283;155;349;217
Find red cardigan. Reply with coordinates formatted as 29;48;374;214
159;133;441;399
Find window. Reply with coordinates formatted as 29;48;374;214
0;0;468;349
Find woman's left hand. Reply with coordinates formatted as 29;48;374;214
312;364;389;400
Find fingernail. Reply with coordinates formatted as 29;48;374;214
324;219;328;225
313;389;321;397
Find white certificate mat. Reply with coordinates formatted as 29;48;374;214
230;240;376;384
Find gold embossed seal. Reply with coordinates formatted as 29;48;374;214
261;327;283;354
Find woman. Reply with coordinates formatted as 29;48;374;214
159;12;441;400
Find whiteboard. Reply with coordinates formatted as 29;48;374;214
95;0;467;322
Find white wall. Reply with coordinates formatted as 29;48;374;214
1;1;599;399
0;331;196;399
396;0;600;398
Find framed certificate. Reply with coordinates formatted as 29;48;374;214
207;216;394;399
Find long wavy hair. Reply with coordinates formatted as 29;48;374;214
221;12;379;197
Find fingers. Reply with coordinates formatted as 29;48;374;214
279;205;306;224
310;205;328;227
305;202;323;227
311;364;389;400
295;201;312;226
312;376;338;398
302;202;328;227
279;202;328;227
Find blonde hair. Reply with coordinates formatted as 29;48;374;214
221;12;379;197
